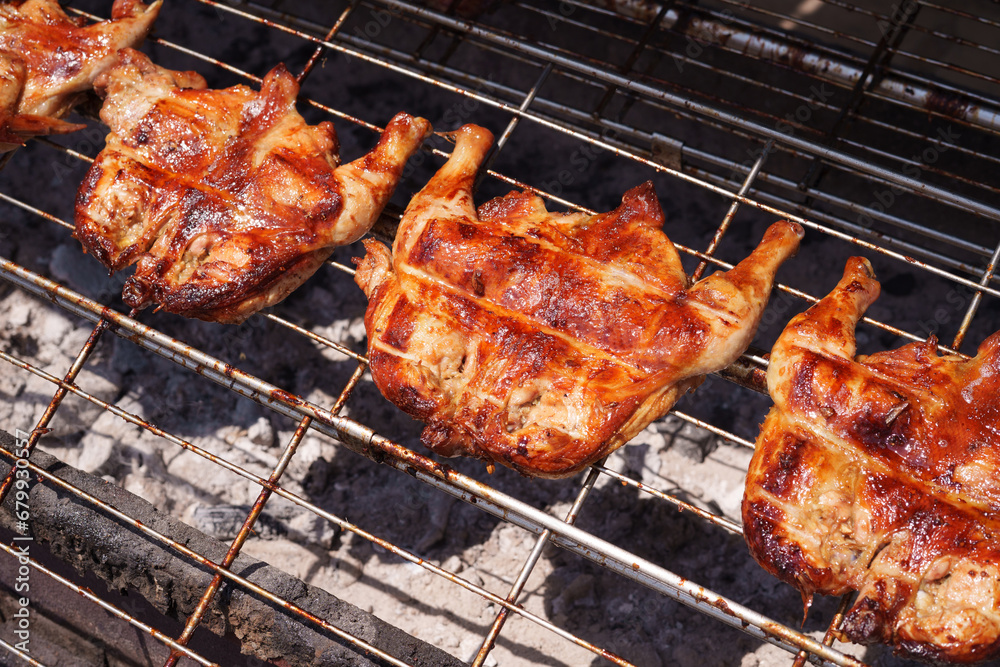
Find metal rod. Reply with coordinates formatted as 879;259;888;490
688;0;1000;119
471;466;613;667
691;139;773;281
0;638;48;667
296;3;356;85
592;463;744;535
792;594;853;667
475;62;554;189
951;237;1000;350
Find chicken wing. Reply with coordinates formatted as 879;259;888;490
0;0;161;119
75;49;431;323
355;124;803;477
0;52;83;153
743;257;1000;663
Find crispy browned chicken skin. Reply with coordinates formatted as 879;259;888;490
75;49;431;323
0;0;160;119
0;52;82;152
355;124;803;478
744;257;1000;663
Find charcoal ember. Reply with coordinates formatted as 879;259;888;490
192;502;338;549
49;242;125;302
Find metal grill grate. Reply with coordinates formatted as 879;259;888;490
1;0;999;665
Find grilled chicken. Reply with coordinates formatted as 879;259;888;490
75;49;431;323
355;124;803;478
743;257;1000;663
0;0;161;119
0;52;83;153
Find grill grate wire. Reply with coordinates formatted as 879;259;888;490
0;1;998;665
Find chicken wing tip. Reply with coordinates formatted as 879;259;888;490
111;0;163;20
353;238;393;297
762;219;805;244
385;111;433;141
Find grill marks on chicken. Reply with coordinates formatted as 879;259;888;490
0;0;160;122
355;123;803;478
743;257;1000;663
74;49;431;323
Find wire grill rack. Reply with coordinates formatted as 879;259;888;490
1;0;999;665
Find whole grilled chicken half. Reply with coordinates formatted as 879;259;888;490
0;0;161;119
75;49;432;323
355;124;804;478
744;257;1000;663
